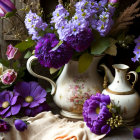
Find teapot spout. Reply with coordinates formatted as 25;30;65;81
100;64;114;84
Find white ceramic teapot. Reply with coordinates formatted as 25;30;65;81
101;64;140;123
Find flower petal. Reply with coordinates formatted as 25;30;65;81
101;124;111;134
11;96;18;105
11;104;21;115
0;106;10;115
4;110;11;118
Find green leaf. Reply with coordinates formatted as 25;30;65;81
91;38;110;55
5;10;16;18
24;51;32;59
78;53;93;73
50;68;58;74
0;59;10;67
105;39;117;56
15;38;35;52
136;66;140;73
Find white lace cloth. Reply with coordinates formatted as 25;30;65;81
0;111;105;140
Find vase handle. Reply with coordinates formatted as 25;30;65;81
127;71;138;89
26;56;57;95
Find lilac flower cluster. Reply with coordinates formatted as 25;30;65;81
25;10;48;40
35;33;74;69
131;36;140;62
83;93;112;135
0;81;49;118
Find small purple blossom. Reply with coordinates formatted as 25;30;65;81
14;119;27;132
25;10;48;40
0;119;10;132
0;91;21;118
35;33;73;68
66;28;93;52
133;128;140;139
132;37;140;63
83;93;112;135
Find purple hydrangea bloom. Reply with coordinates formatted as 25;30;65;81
24;103;50;117
14;119;27;132
35;33;74;68
66;28;93;52
0;91;21;118
0;119;10;132
83;93;112;135
13;81;47;110
25;10;48;40
133;128;140;139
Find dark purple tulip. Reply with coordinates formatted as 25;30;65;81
14;119;27;132
0;0;16;17
133;128;140;139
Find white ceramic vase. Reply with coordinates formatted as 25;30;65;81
27;55;104;119
101;64;140;123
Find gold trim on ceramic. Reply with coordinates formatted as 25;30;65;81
106;88;135;95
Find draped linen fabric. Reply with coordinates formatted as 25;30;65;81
0;111;105;140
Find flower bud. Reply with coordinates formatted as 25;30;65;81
0;0;16;17
109;0;118;4
1;69;17;85
6;44;21;60
14;120;27;132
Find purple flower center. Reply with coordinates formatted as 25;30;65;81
2;101;10;109
25;96;34;103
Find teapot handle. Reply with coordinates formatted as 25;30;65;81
127;71;138;89
26;56;57;95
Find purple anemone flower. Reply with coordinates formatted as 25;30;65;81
35;33;74;69
13;81;47;110
133;128;140;139
66;28;93;52
0;119;10;132
0;91;21;118
83;93;112;135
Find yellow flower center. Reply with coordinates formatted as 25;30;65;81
75;16;78;20
91;2;94;6
2;101;10;109
96;107;100;114
138;46;140;49
101;24;104;29
78;23;81;26
57;13;59;17
81;9;84;12
25;96;34;103
62;26;64;29
73;28;76;32
28;19;31;22
82;12;86;17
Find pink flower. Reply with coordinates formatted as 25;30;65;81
0;0;16;17
6;44;20;60
109;0;118;4
1;69;17;85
